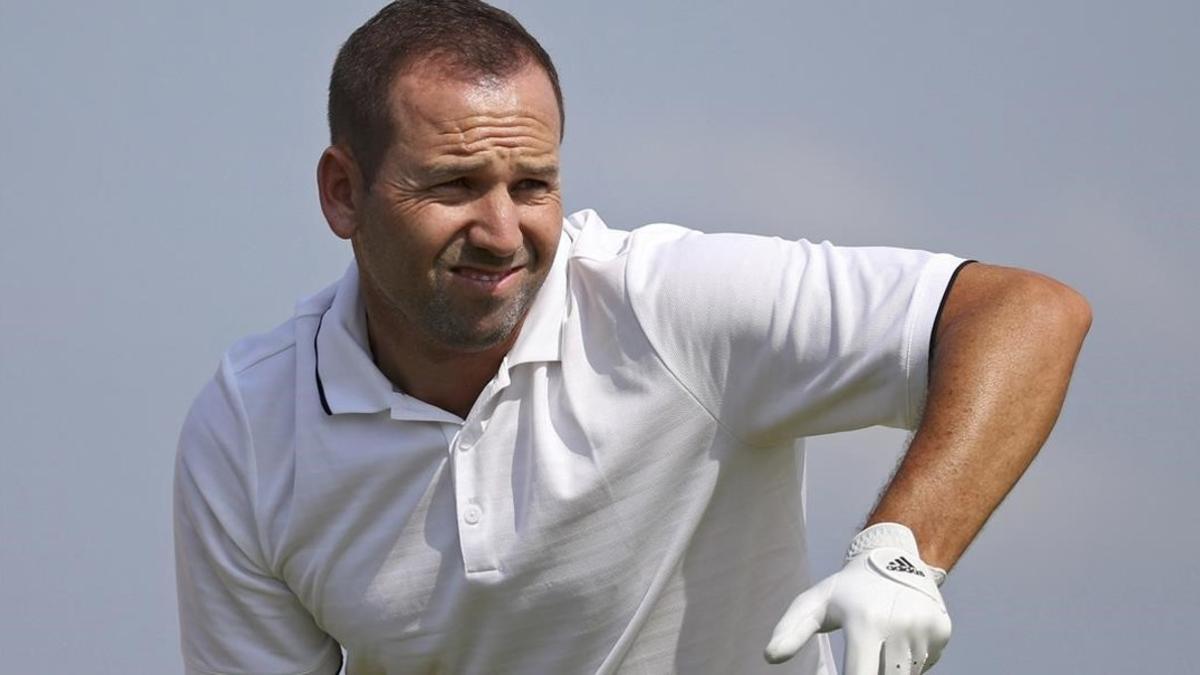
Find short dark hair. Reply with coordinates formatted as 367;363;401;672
328;0;564;186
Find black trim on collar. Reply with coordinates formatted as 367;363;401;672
314;310;333;416
928;259;978;376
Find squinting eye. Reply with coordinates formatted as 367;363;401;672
437;178;469;190
513;179;549;192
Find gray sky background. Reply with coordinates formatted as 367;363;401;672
1;1;1196;672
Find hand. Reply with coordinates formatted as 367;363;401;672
764;523;952;674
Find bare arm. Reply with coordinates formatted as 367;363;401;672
867;262;1093;570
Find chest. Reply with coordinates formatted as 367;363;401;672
278;361;726;669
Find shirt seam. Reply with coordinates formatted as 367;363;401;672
216;355;278;583
230;339;297;377
621;252;769;451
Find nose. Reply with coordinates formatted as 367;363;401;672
465;186;523;259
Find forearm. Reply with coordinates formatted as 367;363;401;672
867;263;1092;570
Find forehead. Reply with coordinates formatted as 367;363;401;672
387;61;562;156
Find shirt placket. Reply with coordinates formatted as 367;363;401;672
448;364;511;577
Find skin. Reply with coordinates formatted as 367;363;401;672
317;60;563;418
868;263;1093;570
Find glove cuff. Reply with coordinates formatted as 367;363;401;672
846;522;947;587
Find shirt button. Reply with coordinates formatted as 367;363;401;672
463;505;482;525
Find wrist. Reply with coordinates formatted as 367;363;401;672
847;522;947;586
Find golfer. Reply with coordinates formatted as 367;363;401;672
174;2;1091;673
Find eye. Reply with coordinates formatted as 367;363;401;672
512;179;549;193
435;177;470;190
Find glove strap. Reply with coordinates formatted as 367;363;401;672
846;522;948;587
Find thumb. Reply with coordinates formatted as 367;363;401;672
764;582;833;664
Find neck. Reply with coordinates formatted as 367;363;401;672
360;284;519;420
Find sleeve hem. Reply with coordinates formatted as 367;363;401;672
183;640;343;675
904;256;974;427
928;259;978;366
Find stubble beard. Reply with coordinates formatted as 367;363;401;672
420;270;542;352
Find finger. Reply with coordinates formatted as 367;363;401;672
764;586;831;664
924;641;944;672
884;638;930;675
923;615;952;671
763;613;821;664
883;638;916;675
923;647;942;672
842;627;884;675
908;637;929;675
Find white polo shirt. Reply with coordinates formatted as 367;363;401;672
175;209;966;675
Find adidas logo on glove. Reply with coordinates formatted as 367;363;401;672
886;555;926;577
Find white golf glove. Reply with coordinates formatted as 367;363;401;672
764;523;952;674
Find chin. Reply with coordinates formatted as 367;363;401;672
424;307;524;353
439;326;517;353
422;278;539;352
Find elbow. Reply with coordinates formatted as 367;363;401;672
1013;272;1093;347
1039;276;1091;340
936;263;1092;353
1064;287;1092;339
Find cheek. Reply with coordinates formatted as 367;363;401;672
362;203;440;264
359;219;402;268
528;208;563;257
354;216;421;293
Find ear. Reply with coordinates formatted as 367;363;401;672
317;145;366;240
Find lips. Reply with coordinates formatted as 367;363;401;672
449;265;523;292
454;267;514;282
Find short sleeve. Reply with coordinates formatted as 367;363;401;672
174;361;343;675
625;226;966;446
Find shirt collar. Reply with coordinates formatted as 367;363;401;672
314;228;571;416
504;228;570;368
314;263;394;415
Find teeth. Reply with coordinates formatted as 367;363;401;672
458;269;506;282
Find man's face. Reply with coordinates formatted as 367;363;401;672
352;60;563;353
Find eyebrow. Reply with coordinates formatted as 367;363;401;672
516;161;560;179
421;159;559;181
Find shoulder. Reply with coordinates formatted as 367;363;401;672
176;317;299;498
562;210;826;336
561;208;703;264
206;278;337;417
225;318;299;382
562;208;821;293
175;280;339;564
176;279;337;490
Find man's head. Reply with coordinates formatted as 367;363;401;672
318;0;564;355
328;0;564;188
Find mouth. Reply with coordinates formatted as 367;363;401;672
449;265;523;292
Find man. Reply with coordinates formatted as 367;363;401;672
173;1;1091;674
